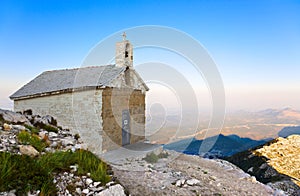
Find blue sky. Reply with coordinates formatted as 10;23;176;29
1;0;300;110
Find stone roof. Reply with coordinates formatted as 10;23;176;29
10;65;129;100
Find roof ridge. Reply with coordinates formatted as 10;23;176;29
43;64;116;73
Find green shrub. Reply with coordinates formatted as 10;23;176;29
143;152;159;163
74;133;80;140
143;152;169;163
42;124;59;133
157;152;169;159
17;130;31;144
24;124;40;135
17;130;48;152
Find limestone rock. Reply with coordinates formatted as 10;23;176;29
42;115;57;126
175;179;185;187
11;125;25;131
0;109;29;124
61;137;75;146
50;141;58;148
19;145;39;157
49;132;58;138
86;178;93;185
93;181;101;187
186;178;200;186
3;123;12;131
250;176;257;183
106;181;115;187
38;131;48;138
247;167;254;173
98;184;125;196
75;188;81;195
82;189;89;194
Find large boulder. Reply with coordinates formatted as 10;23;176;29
98;184;126;196
19;145;39;157
0;109;30;125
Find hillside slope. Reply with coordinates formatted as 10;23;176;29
227;135;300;196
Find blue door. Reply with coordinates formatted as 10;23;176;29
122;109;130;146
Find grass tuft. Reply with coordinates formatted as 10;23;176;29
0;152;55;195
75;150;111;183
24;124;40;135
0;150;111;195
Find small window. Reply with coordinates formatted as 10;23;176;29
125;51;128;58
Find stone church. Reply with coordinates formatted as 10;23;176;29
10;36;149;154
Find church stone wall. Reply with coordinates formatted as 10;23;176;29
14;89;104;154
14;87;146;154
101;88;146;152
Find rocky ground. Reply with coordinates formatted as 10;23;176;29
109;149;282;196
0;109;126;196
1;108;297;195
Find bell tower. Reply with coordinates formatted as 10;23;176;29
115;32;133;68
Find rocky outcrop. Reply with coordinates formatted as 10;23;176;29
0;119;86;155
254;135;300;185
0;109;30;125
0;109;126;196
227;135;300;196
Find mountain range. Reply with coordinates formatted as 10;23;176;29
164;134;270;158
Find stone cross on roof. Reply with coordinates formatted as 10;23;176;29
122;32;126;41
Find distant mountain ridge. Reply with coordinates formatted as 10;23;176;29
164;134;269;158
278;126;300;138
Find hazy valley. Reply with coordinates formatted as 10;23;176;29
147;107;300;144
